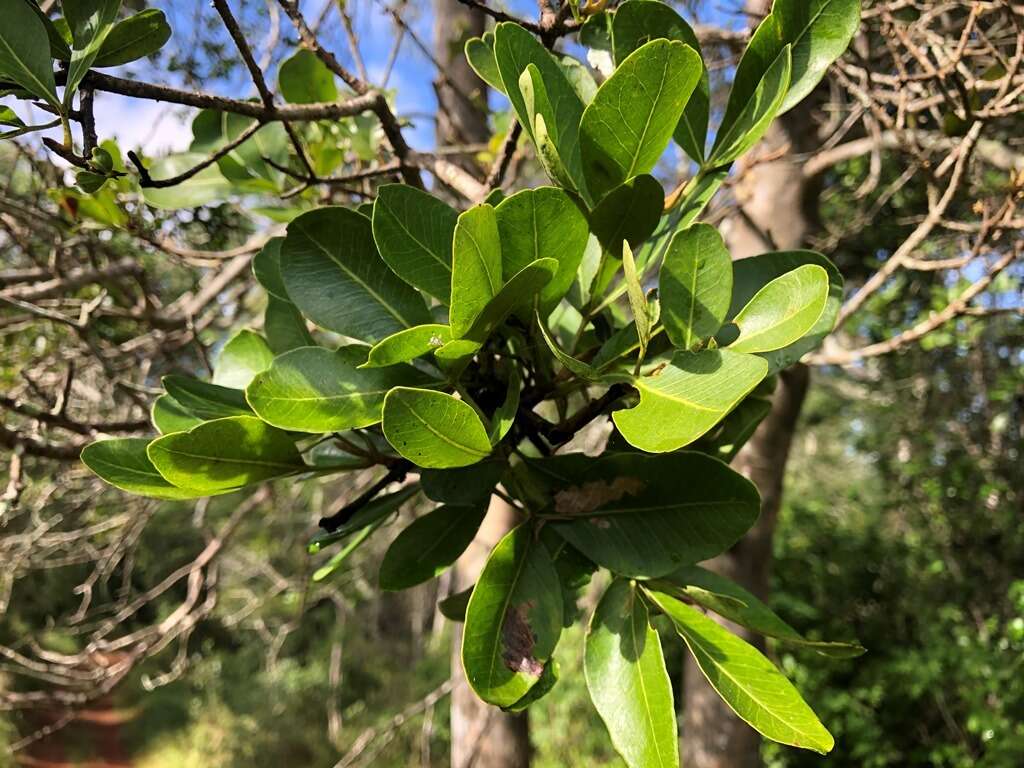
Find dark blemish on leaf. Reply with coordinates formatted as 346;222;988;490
553;476;645;516
501;602;543;677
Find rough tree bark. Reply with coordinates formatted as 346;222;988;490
433;3;532;766
681;108;820;768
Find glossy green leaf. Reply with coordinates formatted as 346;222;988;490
612;0;710;163
212;330;274;389
658;566;865;658
580;39;701;200
64;0;122;105
465;32;503;92
660;224;733;349
246;346;430;433
379;502;488;591
162;375;252;420
729;0;861;121
585;580;677;768
518;64;583;192
372;184;457;303
147;416;306;494
729;264;829;354
728;251;843;370
252;237;289;301
308;485;420;552
537;314;599;380
25;1;70;60
462;524;563;707
622;242;651;358
382;387;492;469
363;324;452;368
494;187;589;315
698;394;772;464
493;22;585;197
463;258;557;344
82;437;208;500
264;296;314;354
612;350;769;453
589;174;665;258
280;207;431;342
150;394;202;435
450;203;502;338
647;590;835;754
93;8;170;67
489;366;520;445
710;46;791;167
528;451;760;578
0;0;60;107
278;48;337;104
419;457;506;506
142;153;234;209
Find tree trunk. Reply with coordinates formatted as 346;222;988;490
681;111;819;768
432;3;530;766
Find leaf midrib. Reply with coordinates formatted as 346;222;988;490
398;398;490;458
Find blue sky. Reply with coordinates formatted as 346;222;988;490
75;0;745;155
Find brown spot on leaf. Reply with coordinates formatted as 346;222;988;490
554;476;645;516
501;602;543;677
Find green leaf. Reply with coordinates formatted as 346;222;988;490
518;64;584;193
212;330;274;389
697;394;772;464
419;457;506;506
659;224;733;349
450;203;502;338
585;580;678;768
150;394;202;435
537;314;599;380
162;375;252;420
728;250;843;370
710;46;791;167
82;437;209;500
265;296;314;354
462;524;563;707
0;0;60;107
63;0;122;105
252;237;289;301
372;184;458;303
612;350;769;453
646;589;835;754
493;22;585;197
465;32;503;92
382;387;492;469
657;566;865;658
589;174;665;258
246;346;431;433
732;0;861;119
280;207;431;342
93;8;170;67
147;416;306;494
464;258;557;345
308;485;420;552
495;187;589;316
611;0;710;163
278;48;337;104
489;366;520;445
363;324;452;368
622;242;651;360
528;451;759;578
505;659;559;712
379;502;488;591
25;1;71;60
439;587;473;622
728;264;829;354
142;153;234;209
580;39;701;200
